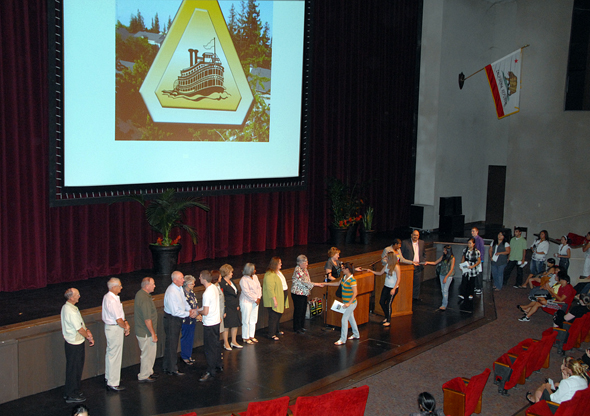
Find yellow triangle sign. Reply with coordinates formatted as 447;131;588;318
140;0;253;126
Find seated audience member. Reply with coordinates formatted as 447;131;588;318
578;232;590;287
553;294;590;328
520;258;559;289
409;392;445;416
526;357;588;404
71;404;89;416
518;271;576;322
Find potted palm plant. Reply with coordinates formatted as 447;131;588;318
128;188;210;275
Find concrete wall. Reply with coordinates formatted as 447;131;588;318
417;0;590;277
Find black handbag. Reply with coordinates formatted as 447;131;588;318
335;281;343;298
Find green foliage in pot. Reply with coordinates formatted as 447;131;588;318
362;206;374;231
127;188;210;246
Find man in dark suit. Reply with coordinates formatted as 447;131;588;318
401;230;425;301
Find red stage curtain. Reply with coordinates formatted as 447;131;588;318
0;0;420;291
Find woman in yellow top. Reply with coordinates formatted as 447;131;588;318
323;262;360;345
263;257;290;341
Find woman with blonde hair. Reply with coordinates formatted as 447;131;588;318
325;247;342;281
526;356;588;404
219;264;242;349
361;252;401;326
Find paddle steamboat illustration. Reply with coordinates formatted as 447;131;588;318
163;38;227;100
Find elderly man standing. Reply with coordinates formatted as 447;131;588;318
61;288;94;403
163;270;196;376
134;277;158;383
401;230;426;301
102;277;130;392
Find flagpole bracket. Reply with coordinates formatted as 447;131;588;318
458;72;465;89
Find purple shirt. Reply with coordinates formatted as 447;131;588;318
474;235;485;262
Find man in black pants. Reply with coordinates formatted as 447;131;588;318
163;271;196;376
60;288;94;403
198;270;222;382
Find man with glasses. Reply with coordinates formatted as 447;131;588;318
401;230;426;301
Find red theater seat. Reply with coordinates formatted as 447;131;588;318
442;368;491;416
289;385;369;416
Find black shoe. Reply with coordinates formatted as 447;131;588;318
65;396;86;403
216;366;224;372
525;392;535;404
150;372;160;379
106;385;126;392
296;329;305;334
164;370;185;376
138;376;157;383
199;372;213;382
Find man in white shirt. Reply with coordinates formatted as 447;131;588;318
198;269;222;382
163;270;196;375
102;277;130;391
61;288;94;403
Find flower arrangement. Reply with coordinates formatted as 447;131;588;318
327;178;364;229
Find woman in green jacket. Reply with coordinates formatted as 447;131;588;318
263;257;290;341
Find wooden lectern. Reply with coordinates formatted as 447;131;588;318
325;271;374;327
374;264;414;318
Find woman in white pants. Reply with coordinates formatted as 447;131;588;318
239;263;262;344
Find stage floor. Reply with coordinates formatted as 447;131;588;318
0;276;491;416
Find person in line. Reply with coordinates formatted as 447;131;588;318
503;227;527;288
61;288;94;403
555;235;572;274
459;238;481;301
211;270;226;354
528;230;550;280
361;252;401;325
575;232;590;294
134;277;158;383
325;247;342;281
323;262;360;345
490;231;510;291
163;271;197;376
180;275;198;365
409;392;445;416
291;255;323;334
263;257;290;341
518;271;576;322
239;263;261;344
381;238;413;266
102;277;130;392
198;270;222;382
401;230;426;301
425;245;456;310
219;264;242;349
471;227;485;295
526;357;588;404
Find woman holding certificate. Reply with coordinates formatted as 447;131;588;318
323;262;360;345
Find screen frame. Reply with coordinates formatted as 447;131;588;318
48;0;313;206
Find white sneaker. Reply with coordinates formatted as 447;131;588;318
519;316;530;322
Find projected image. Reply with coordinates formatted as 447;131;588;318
115;0;272;142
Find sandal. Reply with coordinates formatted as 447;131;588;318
271;335;279;341
348;335;360;340
334;340;346;346
382;322;391;327
244;339;254;344
251;337;258;343
278;331;284;335
183;359;194;365
439;307;447;311
382;319;388;323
